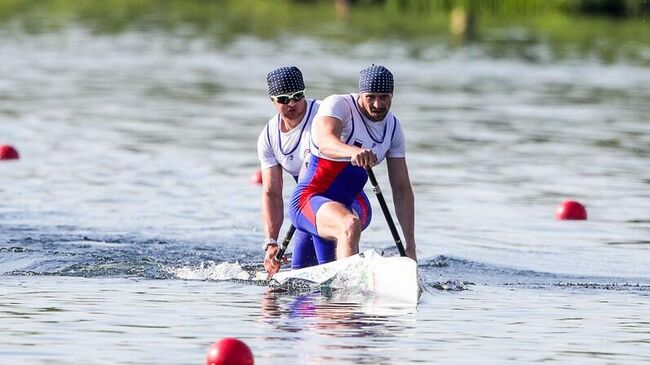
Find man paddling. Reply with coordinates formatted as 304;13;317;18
257;66;372;276
290;65;417;262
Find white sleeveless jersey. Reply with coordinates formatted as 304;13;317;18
257;99;320;178
310;93;405;163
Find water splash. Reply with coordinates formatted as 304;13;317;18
167;261;249;281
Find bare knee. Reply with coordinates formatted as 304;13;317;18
340;214;361;240
315;202;361;244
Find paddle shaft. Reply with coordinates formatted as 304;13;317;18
366;167;407;257
274;224;296;261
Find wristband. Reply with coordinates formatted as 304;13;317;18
262;238;278;251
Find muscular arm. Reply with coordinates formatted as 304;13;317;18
386;157;417;262
316;116;357;158
261;165;284;241
315;115;377;166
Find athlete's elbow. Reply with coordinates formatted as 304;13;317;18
318;140;340;158
319;146;336;157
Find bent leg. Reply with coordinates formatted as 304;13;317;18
291;229;318;269
312;235;336;265
315;201;361;259
291;195;331;237
290;195;340;263
290;192;361;262
350;190;372;231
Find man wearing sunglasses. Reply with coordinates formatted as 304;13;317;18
290;65;417;262
257;66;372;276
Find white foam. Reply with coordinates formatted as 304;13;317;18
168;261;249;281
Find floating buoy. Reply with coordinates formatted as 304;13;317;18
555;200;587;220
249;169;262;185
0;145;19;160
206;338;254;365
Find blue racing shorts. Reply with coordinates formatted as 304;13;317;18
289;155;371;268
291;192;371;269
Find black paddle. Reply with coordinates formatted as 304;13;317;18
366;166;407;257
274;224;296;262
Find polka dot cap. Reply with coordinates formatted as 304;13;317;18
267;66;305;96
359;64;394;93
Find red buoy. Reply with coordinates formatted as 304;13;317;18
0;145;19;160
206;338;254;365
555;200;587;220
249;169;262;185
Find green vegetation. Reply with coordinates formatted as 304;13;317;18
1;0;648;64
381;0;650;17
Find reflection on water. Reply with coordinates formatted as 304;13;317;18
261;289;417;339
2;276;649;365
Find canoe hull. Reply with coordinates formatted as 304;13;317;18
269;249;420;304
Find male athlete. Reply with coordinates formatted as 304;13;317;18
290;65;417;262
258;66;372;276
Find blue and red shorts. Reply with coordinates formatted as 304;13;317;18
289;154;371;268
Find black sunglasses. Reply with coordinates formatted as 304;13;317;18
271;90;305;105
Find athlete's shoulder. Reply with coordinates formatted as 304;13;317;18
257;113;279;145
321;93;352;105
304;99;320;125
306;98;321;113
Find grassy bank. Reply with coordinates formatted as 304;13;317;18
1;0;648;64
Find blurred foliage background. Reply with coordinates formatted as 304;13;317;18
1;0;648;65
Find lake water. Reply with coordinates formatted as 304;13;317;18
2;6;650;365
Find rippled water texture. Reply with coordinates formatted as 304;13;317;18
1;3;650;364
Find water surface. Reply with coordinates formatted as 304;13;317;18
1;4;650;364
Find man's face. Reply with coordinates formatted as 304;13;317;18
273;91;307;121
358;93;392;122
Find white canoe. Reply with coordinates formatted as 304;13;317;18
259;249;421;304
